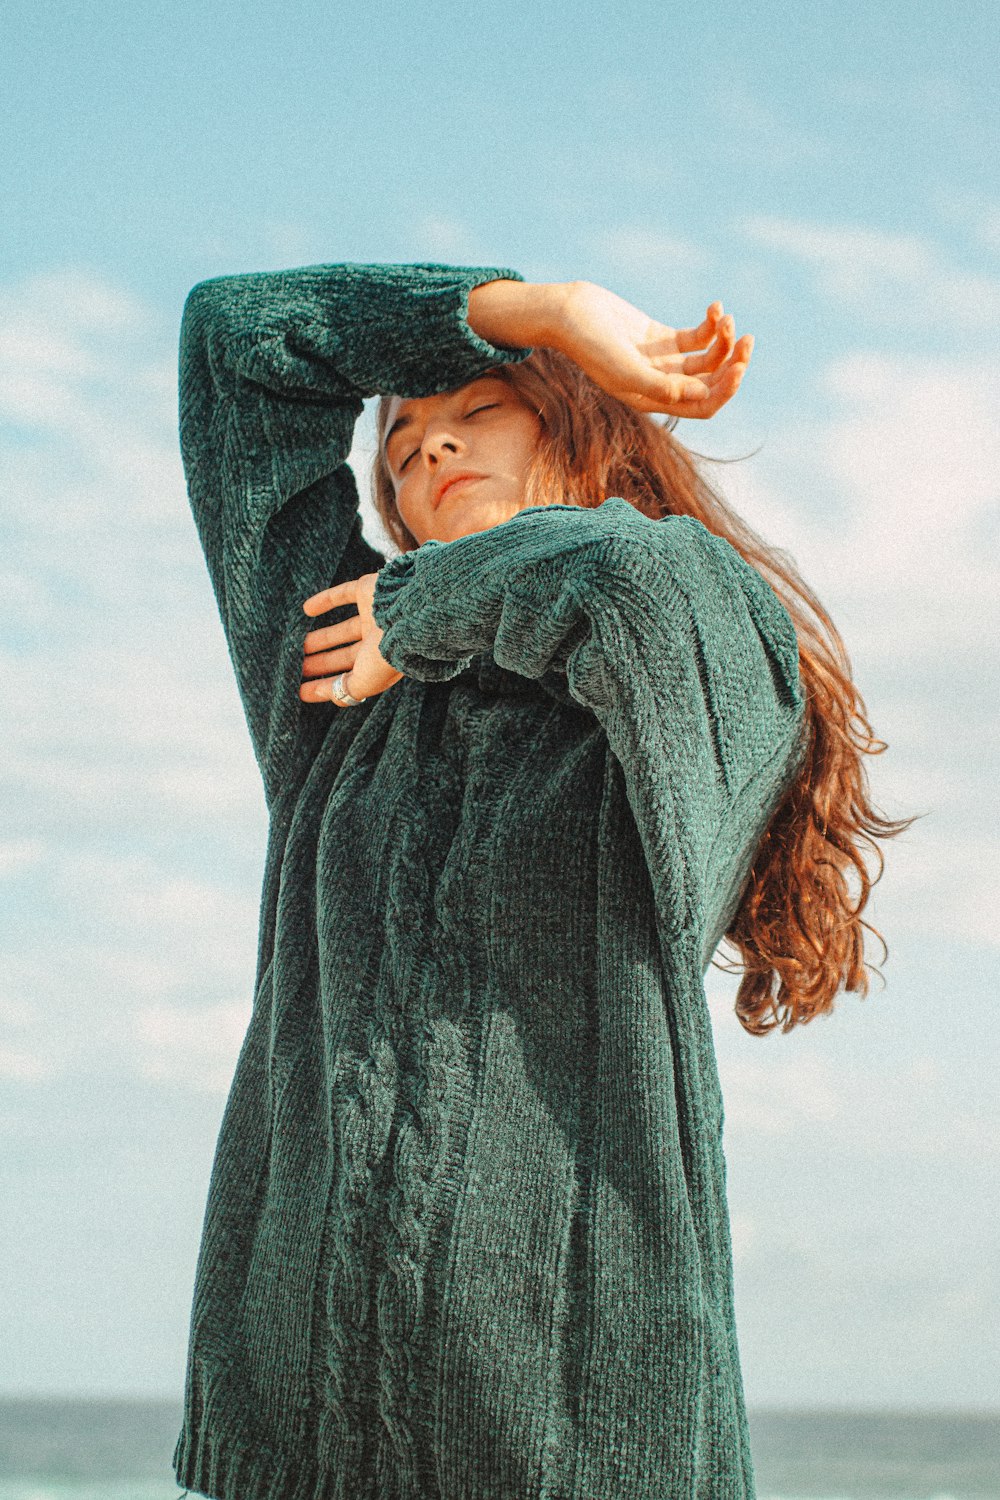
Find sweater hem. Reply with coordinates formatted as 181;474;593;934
174;1413;357;1500
174;1415;580;1500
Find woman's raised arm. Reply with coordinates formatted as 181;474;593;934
177;261;530;805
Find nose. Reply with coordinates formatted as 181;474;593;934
421;420;466;468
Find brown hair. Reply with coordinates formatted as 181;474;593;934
372;347;918;1035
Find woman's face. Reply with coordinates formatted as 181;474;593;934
382;375;544;545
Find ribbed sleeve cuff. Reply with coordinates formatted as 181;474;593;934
331;263;533;399
407;263;533;386
369;545;422;625
371;539;479;681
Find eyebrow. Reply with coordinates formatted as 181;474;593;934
383;411;415;454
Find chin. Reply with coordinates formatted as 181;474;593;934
429;499;524;545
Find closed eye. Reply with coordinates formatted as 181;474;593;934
397;404;500;474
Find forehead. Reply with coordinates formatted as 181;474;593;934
383;374;510;444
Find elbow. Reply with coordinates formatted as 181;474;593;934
182;276;225;331
181;273;253;350
180;276;249;395
179;281;218;368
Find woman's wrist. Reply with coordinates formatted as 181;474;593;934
466;278;574;353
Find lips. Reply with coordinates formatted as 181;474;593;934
434;472;485;508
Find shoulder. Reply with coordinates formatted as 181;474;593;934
588;499;802;692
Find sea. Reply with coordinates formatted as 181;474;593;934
0;1398;997;1499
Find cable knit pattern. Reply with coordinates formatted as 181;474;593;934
171;262;808;1500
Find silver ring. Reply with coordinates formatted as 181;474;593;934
329;671;364;707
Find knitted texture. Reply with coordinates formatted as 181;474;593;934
172;262;807;1500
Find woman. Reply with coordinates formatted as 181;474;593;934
172;262;909;1500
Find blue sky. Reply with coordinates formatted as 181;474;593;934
1;0;998;1409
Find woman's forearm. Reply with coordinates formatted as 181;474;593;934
465;278;574;353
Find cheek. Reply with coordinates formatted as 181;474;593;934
507;413;544;474
393;483;415;529
392;475;433;543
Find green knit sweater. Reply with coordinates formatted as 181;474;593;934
172;262;807;1500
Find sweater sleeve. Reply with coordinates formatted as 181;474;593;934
177;261;530;806
370;495;808;961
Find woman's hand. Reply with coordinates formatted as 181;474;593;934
300;573;404;706
467;278;753;419
551;281;752;419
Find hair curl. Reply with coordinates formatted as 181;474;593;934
371;347;919;1035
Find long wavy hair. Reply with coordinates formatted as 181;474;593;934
371;347;918;1036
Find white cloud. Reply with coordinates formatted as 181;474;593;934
0;838;45;876
0;327;99;379
0;994;58;1083
707;975;994;1166
351;397;396;557
742;214;1000;327
720;1050;842;1134
974;207;1000;255
0;1045;54;1083
258;220;324;268
0;268;153;334
729;1212;755;1264
865;823;1000;953
723;353;1000;640
132;997;252;1094
0;842;262;1085
0;637;262;833
930;186;1000;254
0;267;268;847
810;353;1000;664
821;73;965;118
751;221;938;294
66;851;258;939
413;216;486;262
591;226;707;278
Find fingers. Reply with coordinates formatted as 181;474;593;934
629;333;753;417
672;336;754;418
299;670;359;705
302;645;358;678
300;655;404;706
301;574;382;706
299;676;338;703
302;618;362;687
672;302;725;354
303;576;365;616
682;314;736;376
303;616;363;654
647;304;746;391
